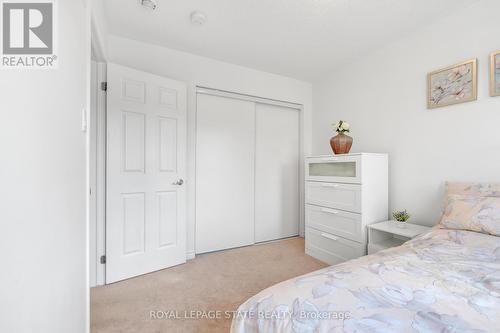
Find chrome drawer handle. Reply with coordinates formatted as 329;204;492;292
321;208;339;214
321;233;338;241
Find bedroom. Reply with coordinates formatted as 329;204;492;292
1;0;500;332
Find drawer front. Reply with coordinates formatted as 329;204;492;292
306;204;363;242
305;227;365;265
306;155;361;183
306;182;361;213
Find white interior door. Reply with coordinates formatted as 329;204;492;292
106;63;187;283
255;103;300;242
195;93;255;254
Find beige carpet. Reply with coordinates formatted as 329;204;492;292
91;237;328;333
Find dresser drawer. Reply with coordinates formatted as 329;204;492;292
306;182;361;213
306;155;361;183
306;204;363;242
305;227;366;265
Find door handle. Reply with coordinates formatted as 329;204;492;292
172;179;184;186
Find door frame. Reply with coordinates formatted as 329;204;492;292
89;11;108;288
89;61;107;287
193;86;305;254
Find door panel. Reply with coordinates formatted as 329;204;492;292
195;94;255;254
106;63;187;283
121;79;145;103
158;117;177;172
255;103;300;242
122;111;145;173
157;191;177;247
122;192;146;255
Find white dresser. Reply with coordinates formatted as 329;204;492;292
305;153;388;265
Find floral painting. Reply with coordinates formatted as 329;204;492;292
427;59;477;109
491;51;500;97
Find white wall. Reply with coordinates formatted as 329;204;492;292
106;35;313;257
0;1;89;332
313;0;500;226
90;0;109;59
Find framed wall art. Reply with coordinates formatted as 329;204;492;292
427;58;477;109
490;51;500;97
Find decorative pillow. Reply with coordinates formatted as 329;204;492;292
446;182;500;197
439;194;500;236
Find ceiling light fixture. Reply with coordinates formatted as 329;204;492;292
140;0;157;10
190;11;207;26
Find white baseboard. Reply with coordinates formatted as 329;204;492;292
186;251;196;260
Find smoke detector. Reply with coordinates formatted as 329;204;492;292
190;11;207;26
140;0;157;10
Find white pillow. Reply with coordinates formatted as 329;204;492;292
438;194;500;236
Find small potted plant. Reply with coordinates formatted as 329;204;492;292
392;209;410;228
330;120;353;154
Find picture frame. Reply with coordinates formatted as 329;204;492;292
427;58;477;109
490;51;500;97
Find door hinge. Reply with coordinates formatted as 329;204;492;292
101;82;108;92
100;255;106;264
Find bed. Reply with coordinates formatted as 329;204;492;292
231;183;500;333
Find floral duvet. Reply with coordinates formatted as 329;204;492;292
231;229;500;333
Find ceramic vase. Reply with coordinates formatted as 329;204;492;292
330;132;353;154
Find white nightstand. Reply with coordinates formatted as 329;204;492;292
367;221;431;254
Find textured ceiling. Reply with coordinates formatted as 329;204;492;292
102;0;475;81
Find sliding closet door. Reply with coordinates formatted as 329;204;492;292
196;94;255;253
255;103;300;242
